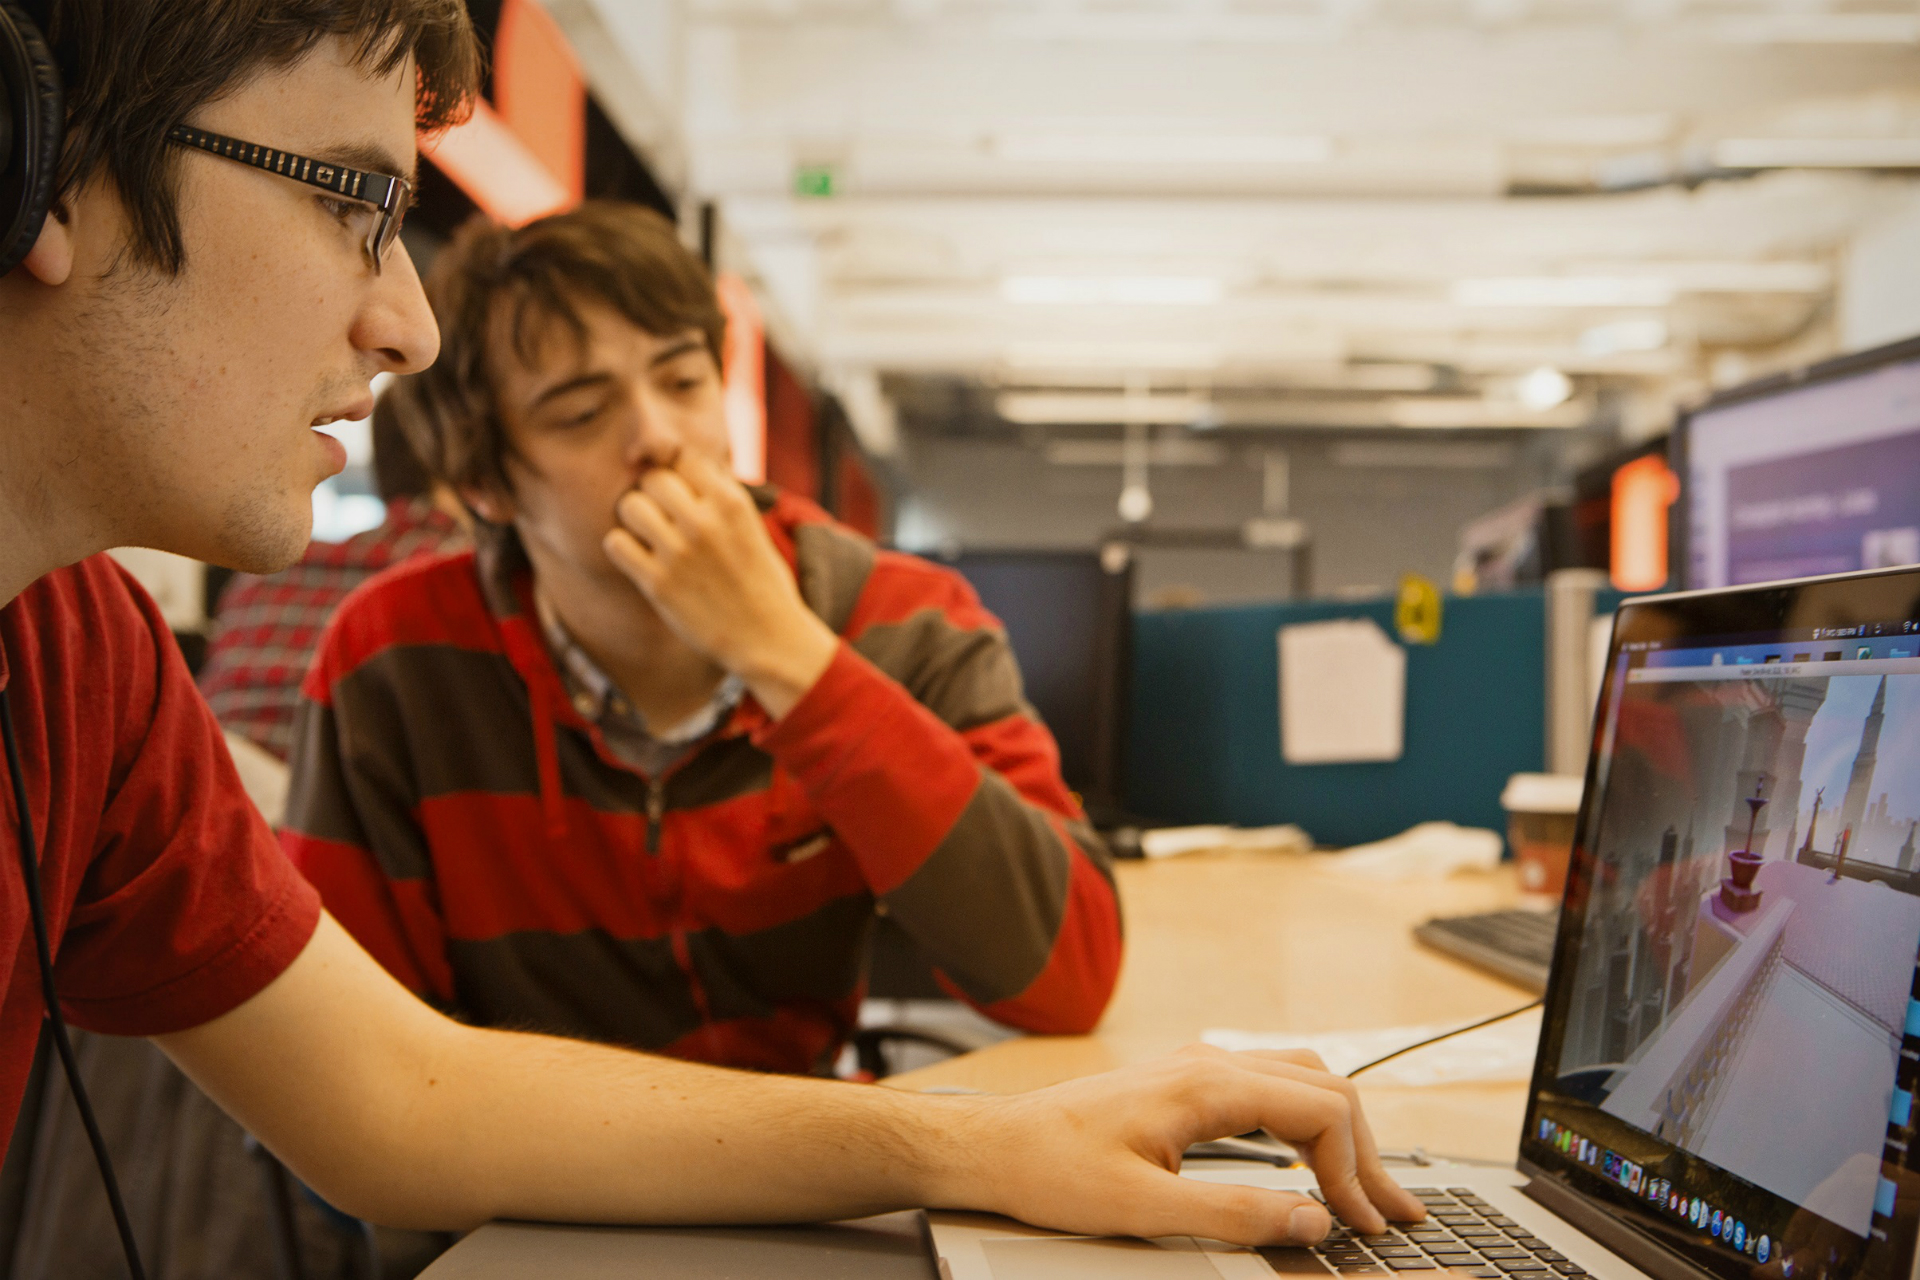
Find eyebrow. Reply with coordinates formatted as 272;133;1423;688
529;371;617;411
648;335;707;367
526;336;712;409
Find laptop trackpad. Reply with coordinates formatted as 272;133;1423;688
981;1236;1228;1278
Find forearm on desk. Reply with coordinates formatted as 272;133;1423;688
160;918;1430;1246
157;913;969;1230
355;1024;964;1228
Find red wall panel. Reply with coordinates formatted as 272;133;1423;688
764;347;820;501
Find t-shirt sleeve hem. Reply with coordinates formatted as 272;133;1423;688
60;874;324;1038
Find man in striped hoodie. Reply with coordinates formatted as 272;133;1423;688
280;202;1126;1076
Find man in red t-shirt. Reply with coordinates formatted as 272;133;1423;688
0;0;1422;1256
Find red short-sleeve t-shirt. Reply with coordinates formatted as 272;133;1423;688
0;556;322;1150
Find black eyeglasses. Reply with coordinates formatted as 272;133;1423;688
165;124;413;275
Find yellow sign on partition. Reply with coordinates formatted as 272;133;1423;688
1395;573;1443;645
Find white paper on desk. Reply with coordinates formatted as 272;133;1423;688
1278;618;1405;764
1202;1007;1543;1087
1323;820;1502;880
1140;824;1314;859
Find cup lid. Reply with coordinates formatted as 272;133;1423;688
1501;772;1586;814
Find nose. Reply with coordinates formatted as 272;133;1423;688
351;243;441;375
622;387;684;478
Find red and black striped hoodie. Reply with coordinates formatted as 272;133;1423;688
280;489;1123;1074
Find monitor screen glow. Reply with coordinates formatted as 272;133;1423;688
1686;358;1920;590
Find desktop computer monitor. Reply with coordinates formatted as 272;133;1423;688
1676;336;1920;591
941;549;1133;816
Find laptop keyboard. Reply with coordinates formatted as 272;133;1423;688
1264;1186;1591;1278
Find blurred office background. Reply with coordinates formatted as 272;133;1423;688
122;0;1920;836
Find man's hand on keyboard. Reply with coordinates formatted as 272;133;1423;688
932;1044;1429;1247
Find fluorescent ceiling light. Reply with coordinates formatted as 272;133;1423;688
1044;438;1229;467
1453;277;1676;308
1001;341;1225;370
1565;260;1827;293
997;134;1333;165
1711;13;1920;43
1002;276;1225;306
1713;138;1920;169
1579;319;1669;358
1386;397;1588;430
1331;442;1517;470
1517;367;1574;412
997;391;1211;425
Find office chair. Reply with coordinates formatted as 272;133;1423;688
847;917;971;1079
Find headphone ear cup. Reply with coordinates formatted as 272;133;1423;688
0;1;63;277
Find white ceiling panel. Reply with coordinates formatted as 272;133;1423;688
571;0;1920;435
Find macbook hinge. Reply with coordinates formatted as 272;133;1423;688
1519;1166;1716;1280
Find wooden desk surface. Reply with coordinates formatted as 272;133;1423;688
888;850;1538;1166
424;850;1540;1277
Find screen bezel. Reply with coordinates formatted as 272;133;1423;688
1669;333;1920;593
1520;564;1920;1280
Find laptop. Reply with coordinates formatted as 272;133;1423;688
933;564;1920;1280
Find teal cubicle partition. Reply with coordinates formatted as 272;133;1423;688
1125;591;1553;848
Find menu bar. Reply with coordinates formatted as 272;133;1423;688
1630;655;1920;683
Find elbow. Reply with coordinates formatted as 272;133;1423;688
263;1063;501;1232
980;991;1109;1037
973;937;1123;1035
292;1155;495;1234
1028;1002;1107;1036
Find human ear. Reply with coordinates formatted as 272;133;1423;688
19;202;73;286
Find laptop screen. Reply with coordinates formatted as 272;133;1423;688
1526;568;1920;1280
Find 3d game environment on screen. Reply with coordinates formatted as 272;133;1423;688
1556;668;1920;1238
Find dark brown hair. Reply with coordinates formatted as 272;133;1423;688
408;201;727;499
370;377;436;503
43;0;480;273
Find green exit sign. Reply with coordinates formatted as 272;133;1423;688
794;164;837;197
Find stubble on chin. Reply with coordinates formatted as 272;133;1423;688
212;479;317;574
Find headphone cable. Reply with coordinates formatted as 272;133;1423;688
1;688;148;1280
1346;999;1545;1079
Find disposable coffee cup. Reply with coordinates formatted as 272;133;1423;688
1501;773;1585;900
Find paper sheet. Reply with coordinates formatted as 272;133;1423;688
1139;824;1315;859
1322;820;1502;879
1203;1007;1543;1087
1278;617;1406;764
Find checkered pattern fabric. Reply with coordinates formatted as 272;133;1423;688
199;497;465;761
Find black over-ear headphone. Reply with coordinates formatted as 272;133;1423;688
0;0;62;276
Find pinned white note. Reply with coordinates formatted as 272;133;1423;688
1278;617;1406;764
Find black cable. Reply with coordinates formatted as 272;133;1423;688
0;689;148;1280
1345;999;1544;1079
